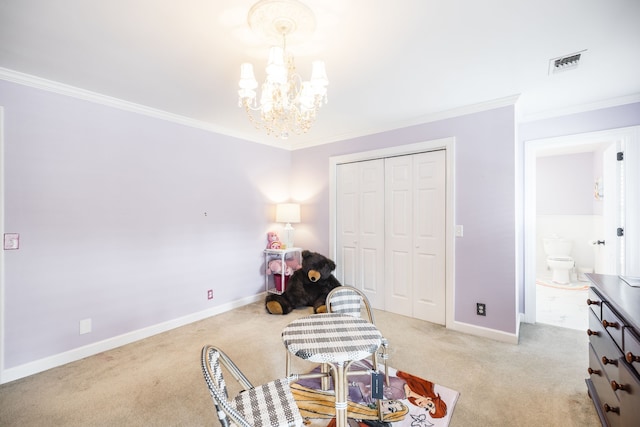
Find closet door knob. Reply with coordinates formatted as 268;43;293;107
586;329;599;336
586;298;600;306
627;352;640;363
602;356;618;366
602;319;619;329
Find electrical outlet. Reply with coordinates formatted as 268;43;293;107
207;289;213;300
476;303;486;316
79;318;92;334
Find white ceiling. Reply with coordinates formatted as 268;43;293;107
1;0;639;149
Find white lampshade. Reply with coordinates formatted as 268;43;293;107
239;63;258;89
311;60;328;86
275;203;300;224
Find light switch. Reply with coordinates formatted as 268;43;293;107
4;233;19;250
455;225;464;237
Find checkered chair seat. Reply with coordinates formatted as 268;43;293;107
201;345;303;427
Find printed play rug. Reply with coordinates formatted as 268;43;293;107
292;361;459;427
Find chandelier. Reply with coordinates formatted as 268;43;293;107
238;0;328;139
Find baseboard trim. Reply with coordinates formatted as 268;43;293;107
0;293;264;384
448;320;519;344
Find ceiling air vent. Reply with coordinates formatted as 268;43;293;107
548;50;586;75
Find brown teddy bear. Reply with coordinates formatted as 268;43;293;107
265;250;342;315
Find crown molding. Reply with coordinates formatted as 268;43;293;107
519;93;640;123
290;94;522;150
0;67;293;149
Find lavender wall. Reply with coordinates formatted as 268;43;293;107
1;80;291;369
291;106;518;334
537;152;594;215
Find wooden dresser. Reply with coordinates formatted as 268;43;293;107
585;273;640;426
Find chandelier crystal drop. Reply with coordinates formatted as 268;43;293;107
238;0;328;139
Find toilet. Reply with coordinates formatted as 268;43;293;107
543;236;574;284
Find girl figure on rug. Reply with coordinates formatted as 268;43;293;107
345;362;447;420
396;371;447;419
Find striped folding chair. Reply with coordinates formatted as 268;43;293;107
325;286;391;420
326;286;390;376
201;345;304;427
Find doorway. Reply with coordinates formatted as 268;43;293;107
523;126;639;329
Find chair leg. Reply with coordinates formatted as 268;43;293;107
286;351;291;377
321;363;330;390
371;348;379;374
379;339;390;385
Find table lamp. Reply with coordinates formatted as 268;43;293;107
276;203;300;249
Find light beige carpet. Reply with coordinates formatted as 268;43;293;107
0;300;600;426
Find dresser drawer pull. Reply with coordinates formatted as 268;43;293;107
602;356;618;366
603;404;620;414
588;367;601;376
602;319;620;329
586;298;601;306
627;352;640;363
611;381;629;392
586;329;599;336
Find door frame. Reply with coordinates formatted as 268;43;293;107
329;137;456;328
523;126;640;324
0;107;5;384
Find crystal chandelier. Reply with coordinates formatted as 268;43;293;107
238;0;328;139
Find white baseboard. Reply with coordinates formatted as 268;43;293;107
448;320;519;344
0;293;264;384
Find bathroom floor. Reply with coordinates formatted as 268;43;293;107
536;275;589;330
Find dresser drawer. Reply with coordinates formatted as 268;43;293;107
587;287;604;320
617;359;640;427
589;344;622;427
624;328;640;373
590;309;623;383
602;302;625;351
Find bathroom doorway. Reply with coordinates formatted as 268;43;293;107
523;126;638;330
534;150;605;330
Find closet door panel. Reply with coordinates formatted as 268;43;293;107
337;163;359;287
389;248;412;307
413;151;446;323
336;160;385;308
358;160;385;307
341;247;357;288
414;252;437;311
385;156;414;314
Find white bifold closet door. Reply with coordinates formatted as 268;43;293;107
384;151;446;323
336;150;446;324
336;159;386;309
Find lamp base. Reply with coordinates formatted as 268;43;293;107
282;223;295;249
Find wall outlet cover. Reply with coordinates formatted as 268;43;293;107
4;233;20;250
79;318;92;334
476;303;486;316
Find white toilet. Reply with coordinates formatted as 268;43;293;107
543;236;574;284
